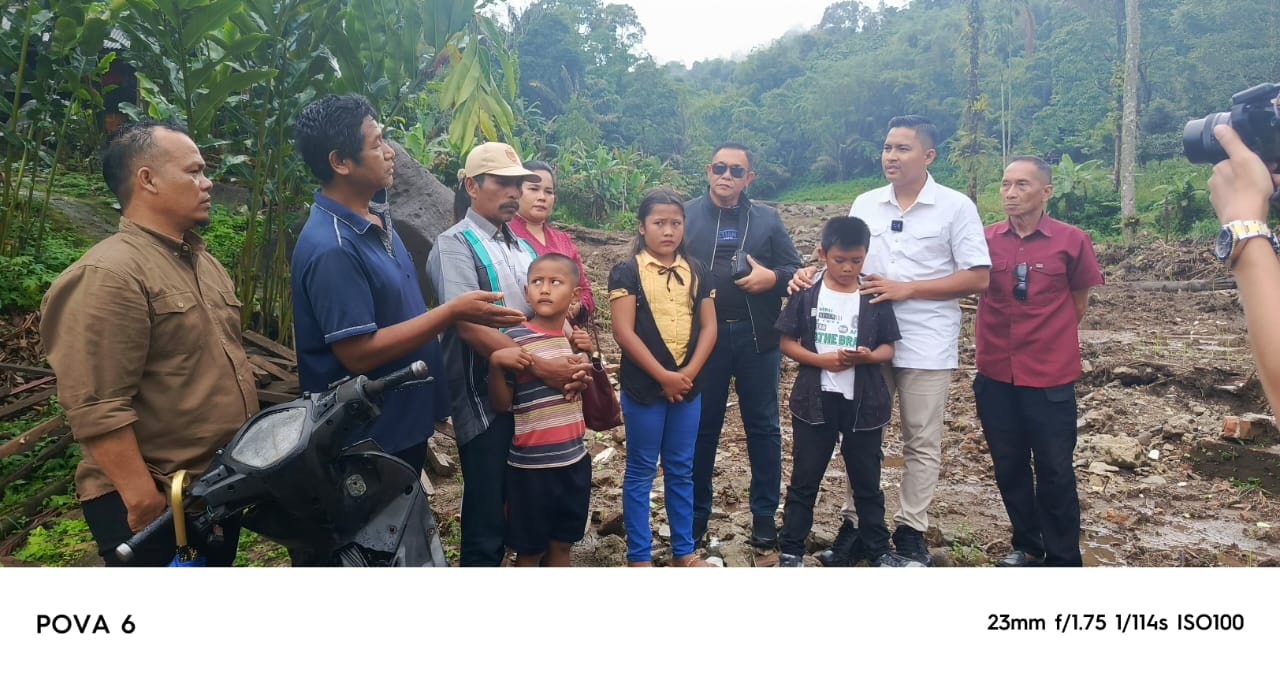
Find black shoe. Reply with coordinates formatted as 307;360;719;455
692;516;709;547
995;550;1044;567
777;553;804;567
816;519;861;567
891;525;933;567
750;515;778;549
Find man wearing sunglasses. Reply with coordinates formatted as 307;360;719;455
974;156;1103;567
684;143;803;549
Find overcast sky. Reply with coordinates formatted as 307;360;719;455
501;1;902;67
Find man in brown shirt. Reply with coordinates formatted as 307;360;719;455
41;120;258;566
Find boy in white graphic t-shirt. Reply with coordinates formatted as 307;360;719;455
773;217;912;567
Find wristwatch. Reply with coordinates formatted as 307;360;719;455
1216;220;1278;268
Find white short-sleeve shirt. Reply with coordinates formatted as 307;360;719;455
850;174;990;370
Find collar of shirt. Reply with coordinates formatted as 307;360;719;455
879;172;940;210
991;211;1056;238
465;207;519;246
118;216;206;255
312;188;392;236
637;250;690;275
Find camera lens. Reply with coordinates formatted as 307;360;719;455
1183;112;1233;164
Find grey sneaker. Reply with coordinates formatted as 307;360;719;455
871;552;926;568
778;553;805;567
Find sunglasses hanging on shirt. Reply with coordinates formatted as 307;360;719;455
1013;262;1029;301
711;162;747;179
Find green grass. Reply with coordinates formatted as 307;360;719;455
232;529;291;567
13;517;96;566
772;176;885;204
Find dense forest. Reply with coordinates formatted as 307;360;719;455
505;0;1279;197
2;0;1278;320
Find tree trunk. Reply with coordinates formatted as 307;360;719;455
962;0;983;202
1120;0;1140;242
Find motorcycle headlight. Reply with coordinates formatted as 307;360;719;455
228;407;308;469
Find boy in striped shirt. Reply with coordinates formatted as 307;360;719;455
489;253;595;566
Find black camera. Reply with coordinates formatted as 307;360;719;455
729;249;752;280
1183;82;1280;165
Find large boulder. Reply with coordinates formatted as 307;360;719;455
387;141;457;305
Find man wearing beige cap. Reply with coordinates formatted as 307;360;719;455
427;142;591;566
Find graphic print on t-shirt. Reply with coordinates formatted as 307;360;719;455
814;285;860;399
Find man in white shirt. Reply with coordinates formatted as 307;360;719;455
791;115;990;566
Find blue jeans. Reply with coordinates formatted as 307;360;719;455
693;321;782;523
621;392;701;563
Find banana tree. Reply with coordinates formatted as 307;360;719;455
116;0;276;144
328;0;518;158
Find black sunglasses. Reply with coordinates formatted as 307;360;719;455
1013;262;1028;301
710;162;747;179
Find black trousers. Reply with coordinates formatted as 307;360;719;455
458;413;514;567
82;491;242;567
780;392;889;558
973;373;1082;567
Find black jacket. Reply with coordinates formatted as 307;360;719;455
684;191;802;352
774;274;900;429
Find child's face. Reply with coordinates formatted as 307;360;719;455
819;244;866;288
639;204;684;259
525;260;579;320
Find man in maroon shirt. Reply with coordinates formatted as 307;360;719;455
974;156;1104;567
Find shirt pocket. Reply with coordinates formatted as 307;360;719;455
902;222;948;266
1028;258;1069;301
150;290;204;358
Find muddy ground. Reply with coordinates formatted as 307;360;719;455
427;204;1280;568
5;203;1279;567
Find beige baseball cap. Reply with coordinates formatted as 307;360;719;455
457;142;540;182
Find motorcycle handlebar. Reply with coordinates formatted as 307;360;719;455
364;360;429;398
113;507;174;562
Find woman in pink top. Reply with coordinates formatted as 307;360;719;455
508;161;596;325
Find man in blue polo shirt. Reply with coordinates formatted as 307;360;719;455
291;95;526;474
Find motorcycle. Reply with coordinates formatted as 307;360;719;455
116;360;449;567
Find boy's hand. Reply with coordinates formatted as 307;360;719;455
570;328;593;353
491;347;532;372
842;346;874;365
448;291;528;328
659;370;693;403
817;351;855;372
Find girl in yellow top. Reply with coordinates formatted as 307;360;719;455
608;189;718;567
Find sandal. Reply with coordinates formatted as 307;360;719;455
670;554;716;567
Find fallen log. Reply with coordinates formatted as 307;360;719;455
248;355;295;382
0;414;67;462
0;375;55;400
0;476;73;542
1114;278;1236;292
243;330;297;363
0;431;75;490
0;387;57;419
0;363;54;377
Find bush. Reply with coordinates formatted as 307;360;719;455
0;230;88;312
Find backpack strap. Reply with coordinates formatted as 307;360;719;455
459;228;501;303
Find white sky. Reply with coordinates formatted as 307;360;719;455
501;1;901;67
